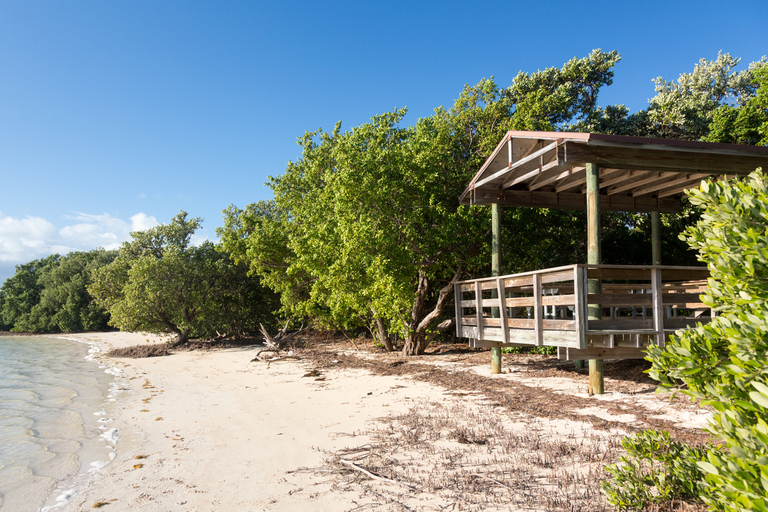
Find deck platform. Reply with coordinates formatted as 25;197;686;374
454;264;711;360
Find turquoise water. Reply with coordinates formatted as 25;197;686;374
0;336;116;512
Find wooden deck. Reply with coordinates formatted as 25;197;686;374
454;264;712;360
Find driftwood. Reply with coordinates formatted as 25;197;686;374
338;459;416;491
251;320;312;363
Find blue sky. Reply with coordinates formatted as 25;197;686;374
0;0;766;282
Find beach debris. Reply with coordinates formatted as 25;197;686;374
133;463;144;469
302;369;321;378
134;455;148;460
91;499;116;508
251;321;311;364
337;458;416;491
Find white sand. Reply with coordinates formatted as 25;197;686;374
42;332;711;511
47;333;453;511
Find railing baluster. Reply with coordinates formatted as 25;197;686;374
574;265;587;349
651;268;665;348
496;277;509;344
475;281;484;340
534;272;543;346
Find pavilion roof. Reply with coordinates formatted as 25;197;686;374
459;131;768;213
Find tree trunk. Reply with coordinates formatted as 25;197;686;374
170;328;190;347
401;267;461;357
402;331;428;356
375;316;394;352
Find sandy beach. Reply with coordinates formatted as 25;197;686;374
45;332;713;512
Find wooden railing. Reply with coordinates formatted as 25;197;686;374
454;265;711;357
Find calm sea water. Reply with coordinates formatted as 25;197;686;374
0;336;117;512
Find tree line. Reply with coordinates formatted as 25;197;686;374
1;50;765;353
0;212;279;341
218;50;767;355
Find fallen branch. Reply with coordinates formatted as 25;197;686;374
265;355;301;368
338;459;416;491
471;474;513;491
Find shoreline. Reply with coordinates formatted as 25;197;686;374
39;332;712;511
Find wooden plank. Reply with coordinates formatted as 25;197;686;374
533;273;543;346
541;269;578;284
598;169;641;189
529;164;576;190
661;293;704;305
560;346;647;361
541;294;576;306
503;158;561;189
473;164;513;189
588;319;654;329
467;328;579;347
651;268;665;348
588;293;653;306
467;189;682;213
633;173;710;196
607;171;665;195
502;275;534;288
555;171;588;193
497;142;559;187
586;266;709;281
474;282;484;340
574;266;587;349
496;278;509;344
454;283;462;338
560;140;768;175
463;318;576;329
657;178;710;198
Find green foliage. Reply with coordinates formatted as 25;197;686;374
91;211;277;343
644;52;763;140
508;49;621;131
646;170;768;511
1;255;60;331
602;430;708;510
704;65;768;146
580;52;767;143
221;53;626;355
0;251;115;333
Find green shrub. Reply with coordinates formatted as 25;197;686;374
602;429;708;510
501;345;556;355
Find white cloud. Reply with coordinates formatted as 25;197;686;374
0;214;58;263
0;211;159;277
130;212;157;232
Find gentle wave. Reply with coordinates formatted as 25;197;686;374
0;336;119;512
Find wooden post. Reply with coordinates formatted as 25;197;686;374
586;163;604;395
651;211;662;266
491;203;502;374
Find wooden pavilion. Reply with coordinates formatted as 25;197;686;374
454;131;768;394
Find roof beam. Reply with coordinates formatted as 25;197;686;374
555;169;587;193
607;172;666;195
468;189;681;213
632;173;710;197
528;165;577;190
599;170;648;190
497;142;558;186
472;165;512;189
471;141;558;190
658;177;712;198
561;141;768;175
503;158;561;189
